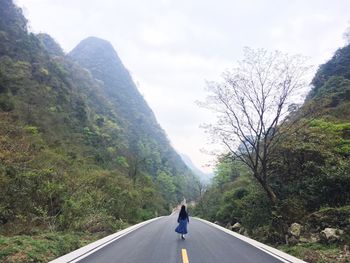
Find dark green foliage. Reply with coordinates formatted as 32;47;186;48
194;157;272;229
0;95;14;111
270;119;350;213
37;33;64;57
196;42;350;248
306;206;350;232
310;43;350;98
68;36;198;202
0;0;199;241
278;242;349;263
310;76;350;121
0;232;104;263
0;0;27;49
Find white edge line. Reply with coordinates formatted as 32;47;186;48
49;216;163;263
195;217;307;263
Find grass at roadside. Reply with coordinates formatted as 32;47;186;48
0;232;104;263
278;242;350;263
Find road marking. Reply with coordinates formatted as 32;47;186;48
181;249;189;263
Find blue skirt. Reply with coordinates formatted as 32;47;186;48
175;219;188;234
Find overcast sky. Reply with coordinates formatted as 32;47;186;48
16;0;349;173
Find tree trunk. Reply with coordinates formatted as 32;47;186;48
261;181;277;205
129;163;138;186
266;184;277;205
254;172;277;205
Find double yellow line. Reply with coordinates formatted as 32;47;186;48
181;249;189;263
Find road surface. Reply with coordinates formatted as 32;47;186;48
77;213;290;263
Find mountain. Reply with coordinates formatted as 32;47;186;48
68;37;190;177
306;44;350;121
0;0;199;237
37;33;64;57
310;44;350;99
195;42;350;261
180;153;213;183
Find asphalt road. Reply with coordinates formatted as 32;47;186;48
78;213;286;263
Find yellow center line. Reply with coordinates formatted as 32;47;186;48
181;248;189;263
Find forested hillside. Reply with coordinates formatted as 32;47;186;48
0;0;199;260
69;36;195;190
195;45;350;262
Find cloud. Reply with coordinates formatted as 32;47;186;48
16;0;350;172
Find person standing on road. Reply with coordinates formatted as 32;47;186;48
175;205;189;239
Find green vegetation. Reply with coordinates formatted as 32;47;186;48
1;0;350;262
0;232;103;263
0;0;199;260
279;243;349;263
195;42;350;262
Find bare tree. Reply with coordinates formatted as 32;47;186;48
200;48;310;205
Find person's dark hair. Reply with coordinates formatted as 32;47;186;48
179;205;187;219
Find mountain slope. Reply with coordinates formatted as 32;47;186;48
0;0;198;237
69;37;190;178
195;42;350;262
310;44;350;98
180;153;213;182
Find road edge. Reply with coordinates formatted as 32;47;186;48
194;217;307;263
49;216;163;263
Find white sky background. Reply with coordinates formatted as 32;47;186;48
15;0;350;173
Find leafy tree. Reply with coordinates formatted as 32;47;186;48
271;119;350;212
310;44;350;97
156;171;176;203
0;0;200;236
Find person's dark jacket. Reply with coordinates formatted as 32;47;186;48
178;210;189;223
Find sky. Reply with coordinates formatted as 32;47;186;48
15;0;350;173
